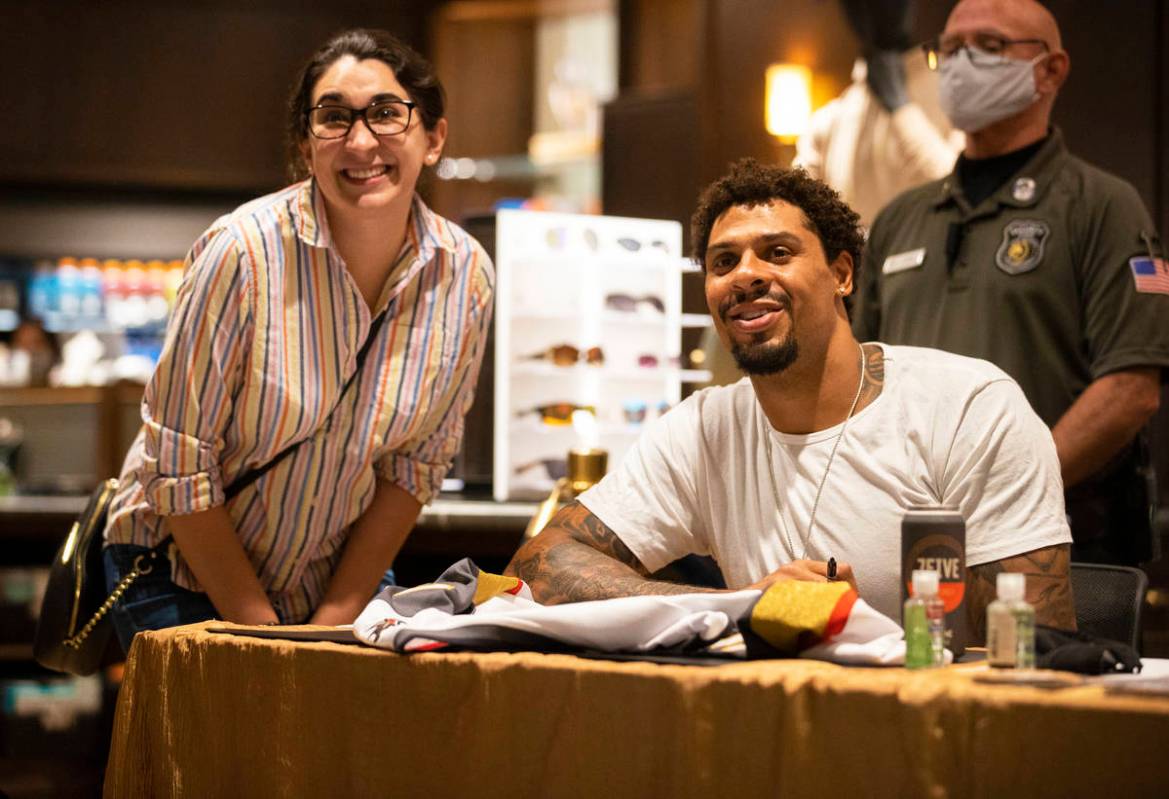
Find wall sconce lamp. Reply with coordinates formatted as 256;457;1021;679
765;63;813;144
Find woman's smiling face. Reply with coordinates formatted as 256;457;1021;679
300;55;446;221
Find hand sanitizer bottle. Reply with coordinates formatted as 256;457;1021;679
904;569;946;669
987;572;1036;669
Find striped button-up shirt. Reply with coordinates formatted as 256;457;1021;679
106;179;494;622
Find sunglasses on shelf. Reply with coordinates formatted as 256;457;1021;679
623;400;647;424
634;354;684;368
622;399;671;424
543;227;601;253
605;293;665;314
514;458;569;481
522;344;604;367
515;402;597;425
616;237;671;254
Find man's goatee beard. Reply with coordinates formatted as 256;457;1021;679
732;337;798;375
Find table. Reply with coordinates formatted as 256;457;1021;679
105;622;1169;798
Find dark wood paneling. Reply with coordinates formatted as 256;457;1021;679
610;0;859;212
427;13;537;221
618;0;704;91
2;4;54;167
0;0;436;193
612;0;1164;223
701;0;856;181
1045;0;1161;218
601;91;701;235
1161;0;1168;239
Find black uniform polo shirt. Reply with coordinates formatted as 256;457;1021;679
854;128;1169;428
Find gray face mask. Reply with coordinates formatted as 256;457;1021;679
939;47;1046;133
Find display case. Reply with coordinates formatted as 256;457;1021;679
493;209;710;501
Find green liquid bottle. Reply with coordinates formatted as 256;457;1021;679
987;573;1036;669
904;569;945;669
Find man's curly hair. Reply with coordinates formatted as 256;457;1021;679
690;159;864;281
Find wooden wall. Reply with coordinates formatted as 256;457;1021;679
0;0;437;195
427;7;538;222
610;0;1166;237
1044;0;1167;239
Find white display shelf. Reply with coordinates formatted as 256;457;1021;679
511;310;667;327
509;253;689;272
680;313;713;327
494;209;686;501
510;310;584;322
510;420;656;437
599;311;667;326
510;362;684;380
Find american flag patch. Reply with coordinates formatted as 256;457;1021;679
1130;256;1169;295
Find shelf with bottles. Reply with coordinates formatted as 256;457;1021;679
494;209;685;501
0;254;181;388
25;256;183;335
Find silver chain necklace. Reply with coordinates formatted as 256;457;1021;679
763;344;867;560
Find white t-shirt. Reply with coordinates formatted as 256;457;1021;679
579;344;1071;622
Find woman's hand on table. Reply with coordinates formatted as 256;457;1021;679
308;601;362;627
231;604;281;626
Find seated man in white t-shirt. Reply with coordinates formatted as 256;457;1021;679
506;158;1075;638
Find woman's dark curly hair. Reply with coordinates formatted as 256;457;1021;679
690;158;864;280
285;28;445;181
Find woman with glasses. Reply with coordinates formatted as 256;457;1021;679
101;29;493;645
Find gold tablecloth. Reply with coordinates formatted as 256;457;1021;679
106;622;1169;798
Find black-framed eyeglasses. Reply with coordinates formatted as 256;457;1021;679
921;33;1049;70
306;99;417;139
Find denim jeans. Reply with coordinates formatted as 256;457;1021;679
103;543;396;654
103;543;218;654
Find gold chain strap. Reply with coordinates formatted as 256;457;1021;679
63;553;156;650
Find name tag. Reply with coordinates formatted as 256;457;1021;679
882;248;926;275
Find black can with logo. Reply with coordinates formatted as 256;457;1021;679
901;505;966;657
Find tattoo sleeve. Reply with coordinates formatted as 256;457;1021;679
504;501;716;604
858;343;886;408
966;543;1076;642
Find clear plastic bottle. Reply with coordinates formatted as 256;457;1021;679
78;257;104;326
904;569;946;669
987;572;1036;669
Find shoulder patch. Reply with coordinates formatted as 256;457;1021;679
1129;256;1169;295
995;219;1049;275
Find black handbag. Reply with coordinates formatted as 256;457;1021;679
33;478;125;675
33;310;390;676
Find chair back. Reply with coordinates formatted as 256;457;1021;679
1069;562;1148;651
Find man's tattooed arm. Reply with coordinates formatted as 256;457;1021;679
966;543;1076;642
504;501;716;604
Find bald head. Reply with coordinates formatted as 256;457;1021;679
941;0;1070;155
945;0;1062;52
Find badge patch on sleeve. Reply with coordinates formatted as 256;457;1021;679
1130;256;1169;295
995;219;1049;275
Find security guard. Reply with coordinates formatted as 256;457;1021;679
853;0;1169;565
